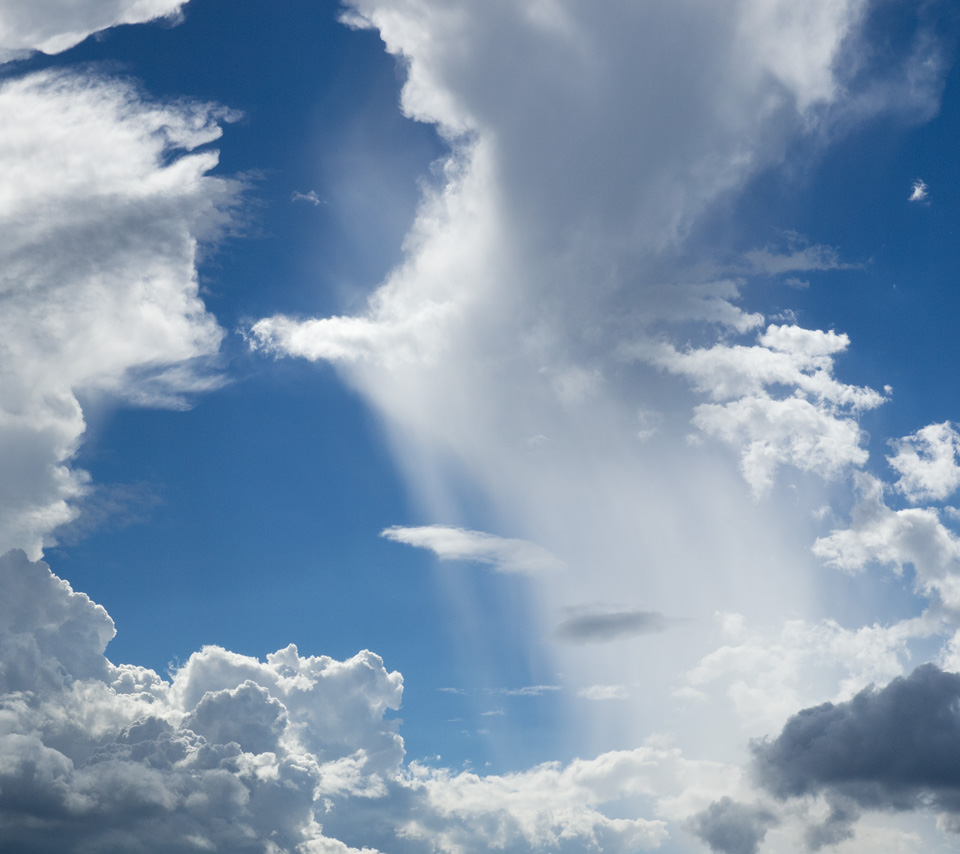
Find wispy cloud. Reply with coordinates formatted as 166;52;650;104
909;179;929;203
381;525;564;574
497;685;561;697
291;189;322;205
578;685;630;701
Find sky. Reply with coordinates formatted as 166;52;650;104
4;0;960;852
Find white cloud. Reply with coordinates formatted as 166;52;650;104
0;0;186;59
292;190;323;205
909;179;929;202
814;474;960;611
0;69;239;558
681;609;936;736
888;422;960;503
381;525;565;574
497;685;561;697
637;324;883;495
578;685;630;701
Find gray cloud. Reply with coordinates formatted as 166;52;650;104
556;608;671;643
690;797;778;854
754;664;960;824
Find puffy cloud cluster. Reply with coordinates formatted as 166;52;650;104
0;68;239;558
888;421;960;503
0;549;691;853
641;324;884;496
814;474;960;611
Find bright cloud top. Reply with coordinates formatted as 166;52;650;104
381;525;565;574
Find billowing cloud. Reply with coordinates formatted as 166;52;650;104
814;474;960;610
753;664;960;833
0;0;186;59
888;421;960;503
680;610;933;735
381;525;564;574
0;68;239;558
0;548;693;853
638;324;883;496
556;608;671;643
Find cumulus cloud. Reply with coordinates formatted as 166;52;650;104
381;525;565;574
638;324;883;495
909;179;929;202
680;610;934;735
753;664;960;835
556;608;671;643
888;421;960;503
0;69;239;558
814;474;960;611
0;0;186;59
0;549;686;853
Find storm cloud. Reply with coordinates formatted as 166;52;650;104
754;664;960;824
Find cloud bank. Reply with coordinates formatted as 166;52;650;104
0;549;683;853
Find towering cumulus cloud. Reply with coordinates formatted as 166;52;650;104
249;0;960;849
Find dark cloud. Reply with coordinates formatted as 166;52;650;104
690;797;777;854
555;608;670;643
754;664;960;823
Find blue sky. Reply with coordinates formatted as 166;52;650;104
5;1;960;852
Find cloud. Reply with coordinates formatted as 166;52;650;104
292;190;323;205
909;179;929;202
813;473;960;611
742;238;856;276
578;685;630;701
381;525;565;574
680;610;934;736
0;548;684;853
888;421;960;503
0;0;186;59
497;685;561;697
0;69;240;558
637;324;884;495
689;797;778;854
753;664;960;833
556;608;671;643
